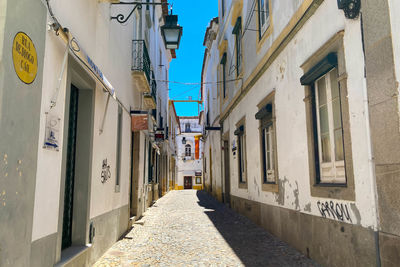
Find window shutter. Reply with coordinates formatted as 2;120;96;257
255;103;273;120
234;125;244;136
300;53;338;85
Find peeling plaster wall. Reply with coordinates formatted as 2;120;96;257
217;0;304;113
224;0;377;229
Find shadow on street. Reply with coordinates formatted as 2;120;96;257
196;190;319;267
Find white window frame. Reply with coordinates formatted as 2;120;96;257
258;0;270;36
314;68;345;184
262;123;275;183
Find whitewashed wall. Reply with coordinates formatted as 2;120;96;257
223;0;377;229
31;0;171;241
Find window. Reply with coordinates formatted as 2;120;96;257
301;33;354;200
221;0;225;17
116;106;123;192
301;52;348;186
185;123;191;132
234;124;246;184
256;101;278;185
258;0;270;38
185;144;192;157
232;17;242;76
314;68;345;184
220;53;227;99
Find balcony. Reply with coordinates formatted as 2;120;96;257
143;71;157;109
181;153;196;161
132;40;151;93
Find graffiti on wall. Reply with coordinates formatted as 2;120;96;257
316;200;352;223
101;159;111;184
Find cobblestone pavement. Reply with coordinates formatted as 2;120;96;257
94;190;319;267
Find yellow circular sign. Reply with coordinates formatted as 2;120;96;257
12;32;38;84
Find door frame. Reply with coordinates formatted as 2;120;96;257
56;57;95;262
184;176;193;189
223;132;231;205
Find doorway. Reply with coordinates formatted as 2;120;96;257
130;132;141;217
209;147;213;192
184;176;192;189
62;85;79;250
223;140;230;205
60;81;93;251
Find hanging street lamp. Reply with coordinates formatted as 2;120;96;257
161;14;183;50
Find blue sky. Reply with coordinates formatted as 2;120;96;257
168;0;218;116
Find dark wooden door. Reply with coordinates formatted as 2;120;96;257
184;176;192;189
224;140;231;205
62;85;79;250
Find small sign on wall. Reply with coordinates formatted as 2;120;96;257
12;32;38;84
43;112;60;151
155;131;164;142
132;115;148;131
196;177;201;184
232;139;237;156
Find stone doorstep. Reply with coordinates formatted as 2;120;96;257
54;244;91;267
128;216;136;228
134;217;146;226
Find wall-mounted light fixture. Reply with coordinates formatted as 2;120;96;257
161;14;183;49
182;137;186;144
337;0;361;19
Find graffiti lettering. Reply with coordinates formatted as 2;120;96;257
101;159;111;184
316;200;352;223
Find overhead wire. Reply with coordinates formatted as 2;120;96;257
154;77;242;85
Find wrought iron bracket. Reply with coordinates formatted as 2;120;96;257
111;1;168;24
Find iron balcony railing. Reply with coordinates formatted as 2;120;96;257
181;153;196;160
132;40;151;84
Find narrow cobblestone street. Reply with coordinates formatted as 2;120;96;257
94;190;318;267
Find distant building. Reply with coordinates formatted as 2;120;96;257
175;117;203;190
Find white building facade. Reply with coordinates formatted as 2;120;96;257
175;117;203;190
201;0;400;265
0;0;176;266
